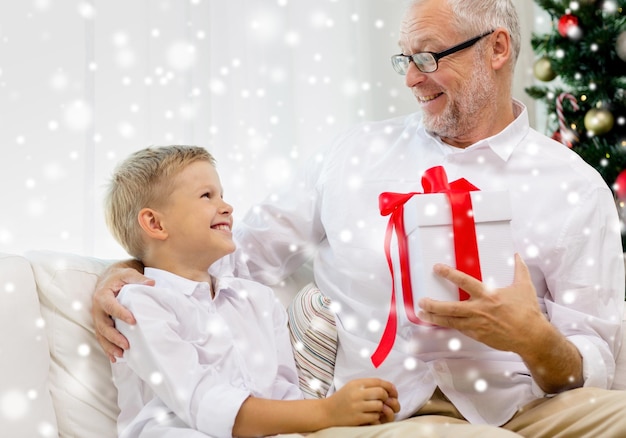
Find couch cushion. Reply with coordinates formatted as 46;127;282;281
26;250;118;438
287;283;338;399
0;253;58;437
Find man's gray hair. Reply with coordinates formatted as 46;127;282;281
408;0;521;66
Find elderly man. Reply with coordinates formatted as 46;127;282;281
94;0;626;436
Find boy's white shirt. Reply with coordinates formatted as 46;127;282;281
112;266;303;438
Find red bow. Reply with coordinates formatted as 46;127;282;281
371;166;481;368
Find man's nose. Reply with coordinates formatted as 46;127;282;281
405;61;427;88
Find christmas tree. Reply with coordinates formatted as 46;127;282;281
526;0;626;245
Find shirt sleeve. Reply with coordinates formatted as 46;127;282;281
116;285;250;438
233;137;336;285
544;185;624;390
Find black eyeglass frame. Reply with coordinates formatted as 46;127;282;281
391;29;495;74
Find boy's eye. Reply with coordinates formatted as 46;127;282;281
201;192;211;198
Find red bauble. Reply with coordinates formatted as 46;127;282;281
614;170;626;200
558;14;579;38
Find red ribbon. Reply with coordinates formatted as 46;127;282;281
371;166;481;368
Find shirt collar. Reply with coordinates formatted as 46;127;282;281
487;99;528;161
423;99;529;162
144;266;239;300
144;267;213;297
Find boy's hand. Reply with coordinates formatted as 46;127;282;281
92;261;153;362
326;378;400;426
379;394;401;423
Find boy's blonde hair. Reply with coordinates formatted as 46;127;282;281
104;145;216;259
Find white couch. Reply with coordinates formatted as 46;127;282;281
2;250;625;437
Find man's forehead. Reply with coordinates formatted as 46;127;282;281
398;2;452;44
398;25;448;50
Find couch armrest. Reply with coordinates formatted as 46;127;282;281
0;253;58;436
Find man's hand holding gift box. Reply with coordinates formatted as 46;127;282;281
372;166;519;367
419;253;543;355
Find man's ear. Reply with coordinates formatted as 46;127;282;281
490;28;511;71
138;208;168;241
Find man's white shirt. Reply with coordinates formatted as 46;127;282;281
235;100;625;425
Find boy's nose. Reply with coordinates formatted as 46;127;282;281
220;201;233;215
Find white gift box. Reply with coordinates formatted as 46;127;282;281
394;190;515;312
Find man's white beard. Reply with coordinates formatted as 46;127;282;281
422;57;496;141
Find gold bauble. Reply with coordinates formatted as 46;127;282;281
584;108;615;135
533;57;556;82
617;31;626;62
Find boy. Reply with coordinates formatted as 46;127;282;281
104;145;400;437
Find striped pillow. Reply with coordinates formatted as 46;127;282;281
287;283;337;399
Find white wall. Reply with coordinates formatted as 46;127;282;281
0;0;537;259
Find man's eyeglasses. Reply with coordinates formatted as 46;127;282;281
391;30;494;75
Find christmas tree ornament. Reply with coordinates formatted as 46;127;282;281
616;31;626;62
558;13;580;38
533;57;556;81
555;93;580;147
584;107;615;135
614;169;626;200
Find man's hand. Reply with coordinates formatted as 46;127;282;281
418;253;583;393
92;260;153;362
417;253;545;353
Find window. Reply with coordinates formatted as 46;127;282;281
0;0;534;258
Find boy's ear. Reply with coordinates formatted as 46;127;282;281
138;208;168;241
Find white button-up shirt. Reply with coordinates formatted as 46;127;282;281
235;100;624;425
112;267;303;438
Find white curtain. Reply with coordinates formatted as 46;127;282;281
0;0;536;259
